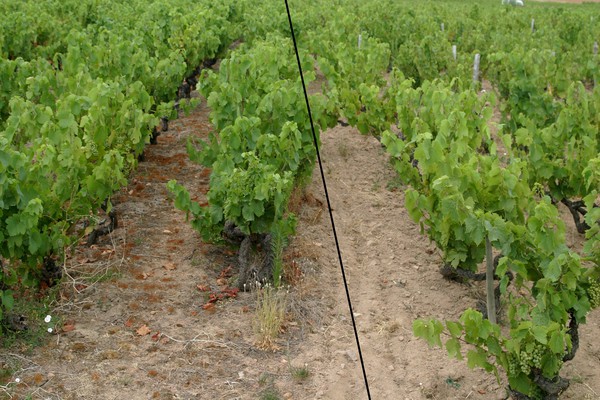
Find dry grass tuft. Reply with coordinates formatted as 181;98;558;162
253;284;288;351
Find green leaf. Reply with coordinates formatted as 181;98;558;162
508;374;533;396
242;204;255;221
531;325;548;344
6;215;26;236
1;290;14;311
548;331;564;354
446;338;463;360
466;348;491;371
413;319;443;348
29;230;43;254
486;336;503;357
446;321;463;338
544;257;562;282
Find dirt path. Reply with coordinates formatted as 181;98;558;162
300;126;600;400
2;96;600;399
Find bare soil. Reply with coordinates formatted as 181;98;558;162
1;94;599;400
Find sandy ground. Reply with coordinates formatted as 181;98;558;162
1;91;600;399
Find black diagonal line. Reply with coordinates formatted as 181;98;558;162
283;1;372;399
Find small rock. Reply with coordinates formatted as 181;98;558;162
399;336;405;342
388;365;395;371
496;391;507;400
283;393;292;399
345;349;358;362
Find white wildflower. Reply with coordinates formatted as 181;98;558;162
44;315;52;323
47;328;53;333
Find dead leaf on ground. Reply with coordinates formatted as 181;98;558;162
218;266;233;279
136;324;151;336
196;284;210;292
135;272;152;280
61;324;76;333
74;284;88;292
216;278;228;286
202;303;216;312
163;262;177;271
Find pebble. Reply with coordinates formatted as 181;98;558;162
345;349;358;362
283;393;292;399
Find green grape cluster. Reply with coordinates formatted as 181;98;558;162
519;350;533;375
85;141;98;158
519;342;545;375
507;353;520;377
588;278;600;309
532;182;545;197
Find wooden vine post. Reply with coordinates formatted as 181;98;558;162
485;236;497;324
473;53;481;85
594;41;598;87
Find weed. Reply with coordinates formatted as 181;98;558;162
190;255;201;267
290;364;310;382
91;268;122;284
338;142;349;160
254;284;287;350
386;176;404;192
270;219;295;288
1;293;57;350
258;372;272;387
259;387;281;400
258;372;270;386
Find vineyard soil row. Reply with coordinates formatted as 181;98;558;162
1;90;598;399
